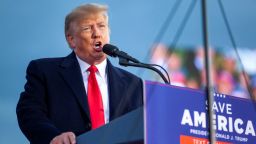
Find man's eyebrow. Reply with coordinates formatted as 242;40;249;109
80;24;92;27
97;21;108;25
97;21;105;24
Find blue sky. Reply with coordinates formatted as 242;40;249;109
0;0;255;143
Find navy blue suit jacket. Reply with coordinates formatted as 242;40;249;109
16;52;143;144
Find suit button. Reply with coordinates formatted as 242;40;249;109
87;123;91;129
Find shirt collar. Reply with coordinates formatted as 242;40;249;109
76;55;107;78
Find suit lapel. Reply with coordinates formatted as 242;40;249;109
107;60;127;120
58;55;127;121
59;52;90;118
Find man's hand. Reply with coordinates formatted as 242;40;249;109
50;132;76;144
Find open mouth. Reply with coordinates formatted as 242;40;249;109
94;42;102;52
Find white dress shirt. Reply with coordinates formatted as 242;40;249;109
76;55;109;123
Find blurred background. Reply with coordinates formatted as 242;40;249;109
1;0;256;143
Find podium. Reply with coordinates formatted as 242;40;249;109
77;107;144;144
77;81;256;144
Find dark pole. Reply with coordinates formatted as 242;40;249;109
201;0;216;143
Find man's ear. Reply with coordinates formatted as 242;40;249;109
66;33;76;49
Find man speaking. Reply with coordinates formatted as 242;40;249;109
16;3;143;144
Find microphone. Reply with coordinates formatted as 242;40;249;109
103;44;140;63
103;44;170;84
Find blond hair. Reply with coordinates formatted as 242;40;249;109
64;3;108;36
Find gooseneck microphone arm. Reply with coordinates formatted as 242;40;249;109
119;58;170;84
103;44;170;84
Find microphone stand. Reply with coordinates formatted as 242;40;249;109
201;0;216;143
118;57;170;84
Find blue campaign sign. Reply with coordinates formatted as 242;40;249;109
144;81;256;144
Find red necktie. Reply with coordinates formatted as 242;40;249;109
87;65;105;129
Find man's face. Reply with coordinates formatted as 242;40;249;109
67;13;110;65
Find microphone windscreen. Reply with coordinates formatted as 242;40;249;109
103;44;119;57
